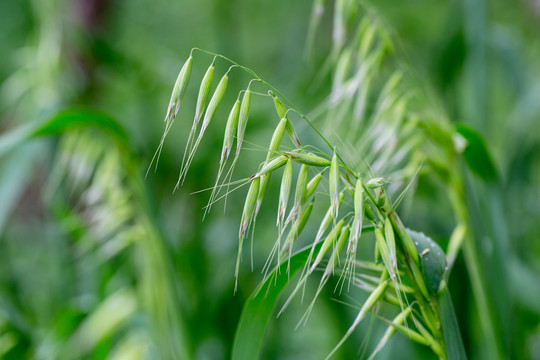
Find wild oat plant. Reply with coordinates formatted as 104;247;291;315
154;11;470;360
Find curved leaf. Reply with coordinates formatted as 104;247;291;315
232;244;320;360
439;286;468;360
33;108;129;146
408;229;447;294
455;124;497;182
0;108;129;158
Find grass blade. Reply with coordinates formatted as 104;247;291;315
439;286;468;360
232;243;320;360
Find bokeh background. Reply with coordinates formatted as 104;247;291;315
1;0;540;359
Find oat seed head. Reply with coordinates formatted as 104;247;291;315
158;41;455;358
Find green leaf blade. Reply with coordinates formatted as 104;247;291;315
439;287;468;360
456;124;497;182
232;244;317;360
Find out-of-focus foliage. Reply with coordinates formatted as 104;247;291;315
0;0;539;359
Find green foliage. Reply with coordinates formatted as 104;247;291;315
232;244;321;360
439;287;467;360
455;124;498;182
1;0;540;359
408;229;447;294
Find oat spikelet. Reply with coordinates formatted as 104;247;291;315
326;223;349;276
255;173;270;217
252;155;288;179
270;157;293;270
205;98;240;216
287;150;332;167
220;88;252;210
384;217;397;271
165;55;193;123
375;228;392;278
182;71;228;183
351;178;364;253
236;89;252;156
194;59;217;128
262;200;313;282
376;224;408;315
288;189;345;304
285;164;308;225
277;158;293;228
235;177;260;291
313;192;344;250
201;73;228;132
267;117;288;158
303;172;323;204
221;98;241;164
281;201;314;262
329;152;339;217
272;93;301;147
254;117;288;216
147;55;192;176
311;218;345;273
177;58;215;189
340;178;364;291
239;178;260;241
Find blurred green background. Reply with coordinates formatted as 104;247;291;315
1;0;540;359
